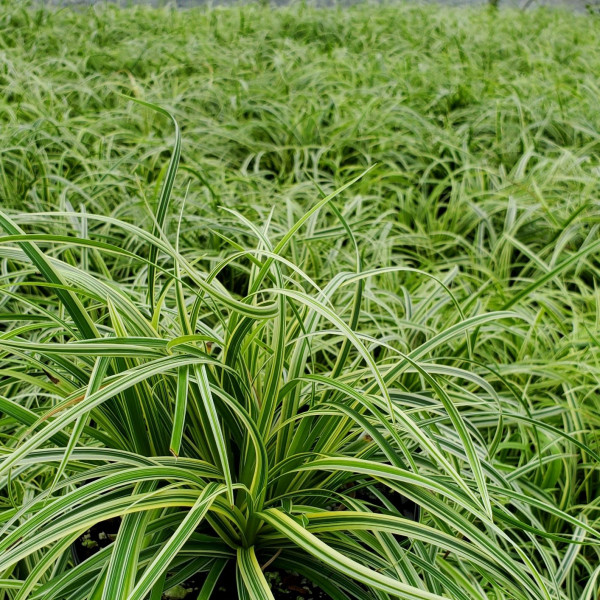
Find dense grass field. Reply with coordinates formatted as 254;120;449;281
1;2;599;599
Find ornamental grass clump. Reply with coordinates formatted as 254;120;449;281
0;2;599;599
0;102;598;600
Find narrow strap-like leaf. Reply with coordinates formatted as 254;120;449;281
169;364;189;456
257;508;448;600
237;546;275;600
126;483;225;600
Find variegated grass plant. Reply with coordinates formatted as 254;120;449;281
0;103;598;599
1;3;600;600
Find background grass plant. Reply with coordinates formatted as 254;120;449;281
0;1;599;599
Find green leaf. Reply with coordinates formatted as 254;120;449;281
237;546;275;600
257;509;448;600
170;364;189;456
126;483;225;600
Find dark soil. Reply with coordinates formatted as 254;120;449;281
266;568;332;600
162;558;237;599
161;571;209;599
72;516;121;564
163;562;332;599
210;561;238;599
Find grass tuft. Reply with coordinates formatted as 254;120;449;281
0;2;599;599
